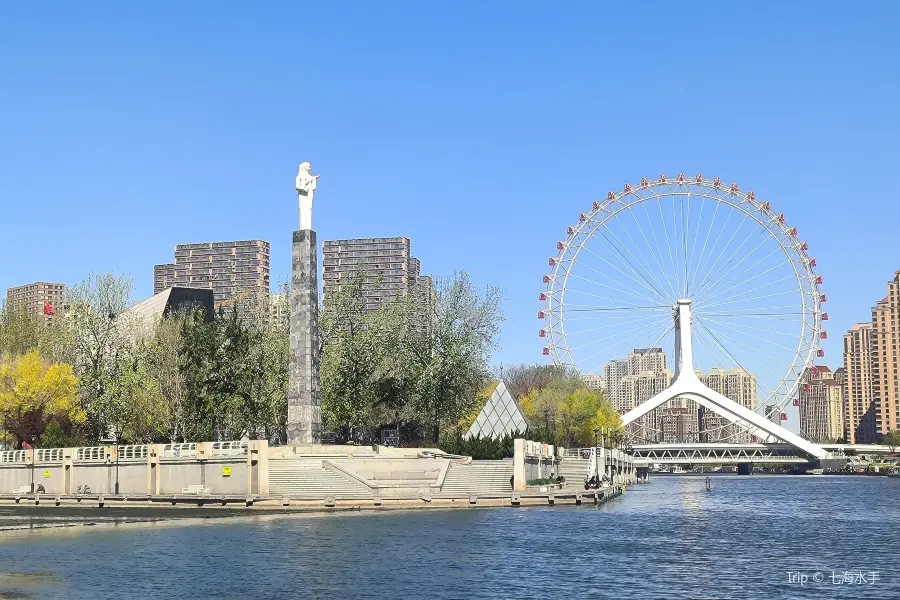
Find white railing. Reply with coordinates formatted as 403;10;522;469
36;448;64;463
211;440;248;456
162;443;197;458
118;445;149;461
0;450;25;464
563;447;596;459
76;446;108;461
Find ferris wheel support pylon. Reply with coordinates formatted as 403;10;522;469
620;300;828;459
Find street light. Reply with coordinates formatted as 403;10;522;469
30;435;37;493
592;429;600;485
114;426;120;495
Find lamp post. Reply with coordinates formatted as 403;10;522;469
30;435;37;493
114;426;120;495
592;429;600;484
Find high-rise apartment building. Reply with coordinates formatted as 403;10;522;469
660;406;699;443
322;237;427;310
869;272;900;440
581;374;606;392
5;282;66;321
843;322;875;443
604;348;671;438
798;365;844;443
697;368;757;442
154;240;270;309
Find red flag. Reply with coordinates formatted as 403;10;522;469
43;302;55;316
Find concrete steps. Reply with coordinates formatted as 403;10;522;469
437;460;513;498
559;458;590;486
269;461;373;499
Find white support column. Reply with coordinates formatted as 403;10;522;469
621;300;828;460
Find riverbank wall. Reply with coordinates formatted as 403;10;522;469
0;439;635;510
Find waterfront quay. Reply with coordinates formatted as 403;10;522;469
0;438;636;521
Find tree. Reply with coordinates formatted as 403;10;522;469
503;364;577;400
319;272;385;439
0;350;82;447
406;271;504;443
515;364;621;448
65;273;133;438
883;429;900;453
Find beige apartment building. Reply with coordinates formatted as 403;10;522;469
698;368;757;442
154;240;270;310
603;348;671;439
798;366;844;442
5;282;66;320
870;272;900;440
322;237;431;312
843;323;874;443
581;374;606;392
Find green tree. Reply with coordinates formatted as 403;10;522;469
882;429;900;453
406;271;504;443
66;273;133;439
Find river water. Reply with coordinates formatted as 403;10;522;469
0;475;897;599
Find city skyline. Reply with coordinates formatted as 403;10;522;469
2;4;900;372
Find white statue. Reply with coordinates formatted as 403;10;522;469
295;161;319;230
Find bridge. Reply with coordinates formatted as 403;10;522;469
630;442;895;467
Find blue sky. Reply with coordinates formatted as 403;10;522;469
2;2;899;374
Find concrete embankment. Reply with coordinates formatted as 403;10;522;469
0;485;629;532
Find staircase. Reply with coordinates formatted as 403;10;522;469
269;460;373;499
437;460;513;498
558;458;590;486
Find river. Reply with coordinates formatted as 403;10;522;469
0;475;897;599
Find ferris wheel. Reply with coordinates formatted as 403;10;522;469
539;173;826;442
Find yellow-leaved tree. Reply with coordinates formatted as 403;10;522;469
0;350;82;448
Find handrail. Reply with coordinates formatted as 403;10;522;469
0;450;25;464
162;443;197;458
118;445;149;460
36;448;64;463
76;446;107;461
211;440;248;456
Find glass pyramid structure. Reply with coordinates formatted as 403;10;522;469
465;379;529;439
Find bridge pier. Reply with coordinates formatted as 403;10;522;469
737;463;753;476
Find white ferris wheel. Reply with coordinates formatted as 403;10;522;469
539;173;827;446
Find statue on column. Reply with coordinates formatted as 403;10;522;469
296;161;319;231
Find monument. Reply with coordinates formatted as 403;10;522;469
287;161;322;444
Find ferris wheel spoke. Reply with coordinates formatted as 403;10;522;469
565;315;667;339
573;317;674;366
690;199;737;299
699;315;798;337
695;267;795;311
585;320;674;377
560;303;670;312
635;200;681;300
605;212;675;303
691;211;754;300
695;317;795;386
612;200;679;300
576;237;670;303
685;192;707;296
681;194;692;298
693;239;789;306
653;191;683;298
701;317;801;354
692;226;776;303
565;273;668;308
698;288;797;311
565;259;666;305
568;315;671;351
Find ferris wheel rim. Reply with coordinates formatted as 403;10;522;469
540;175;824;420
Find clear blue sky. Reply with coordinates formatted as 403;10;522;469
2;2;899;371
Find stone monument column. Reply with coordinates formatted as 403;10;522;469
287;162;322;444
